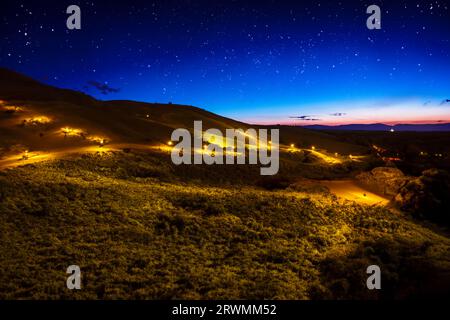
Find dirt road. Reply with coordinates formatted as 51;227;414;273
0;143;169;170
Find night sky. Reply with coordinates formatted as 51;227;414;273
1;0;450;125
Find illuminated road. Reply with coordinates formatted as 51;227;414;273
0;144;386;207
309;149;342;164
320;180;389;206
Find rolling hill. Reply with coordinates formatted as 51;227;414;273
0;67;366;160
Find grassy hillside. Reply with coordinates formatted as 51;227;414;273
0;68;366;155
0;150;449;299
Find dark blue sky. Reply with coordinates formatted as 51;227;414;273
1;0;450;124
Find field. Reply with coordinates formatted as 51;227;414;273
1;150;449;299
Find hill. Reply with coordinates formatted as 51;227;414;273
0;67;366;161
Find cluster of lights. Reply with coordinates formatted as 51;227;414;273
22;150;29;160
60;127;109;146
24;116;52;125
87;136;108;146
2;105;23;113
61;127;85;137
419;151;444;157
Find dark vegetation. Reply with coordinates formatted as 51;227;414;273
323;130;450;175
357;167;450;227
395;169;450;227
0;150;449;299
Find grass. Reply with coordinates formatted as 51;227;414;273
0;150;449;299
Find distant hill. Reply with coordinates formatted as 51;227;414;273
304;123;450;132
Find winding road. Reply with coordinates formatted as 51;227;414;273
0;143;168;170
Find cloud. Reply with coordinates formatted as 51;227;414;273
289;115;321;121
439;99;450;105
329;112;347;116
87;81;120;95
290;115;311;119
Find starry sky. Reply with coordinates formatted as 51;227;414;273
1;0;450;125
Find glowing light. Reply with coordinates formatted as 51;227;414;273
390;128;395;133
167;141;173;146
311;146;316;150
87;135;108;146
310;149;343;164
24;116;51;125
290;144;295;148
3;105;23;112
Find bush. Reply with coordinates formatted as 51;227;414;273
395;169;450;226
256;176;293;190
